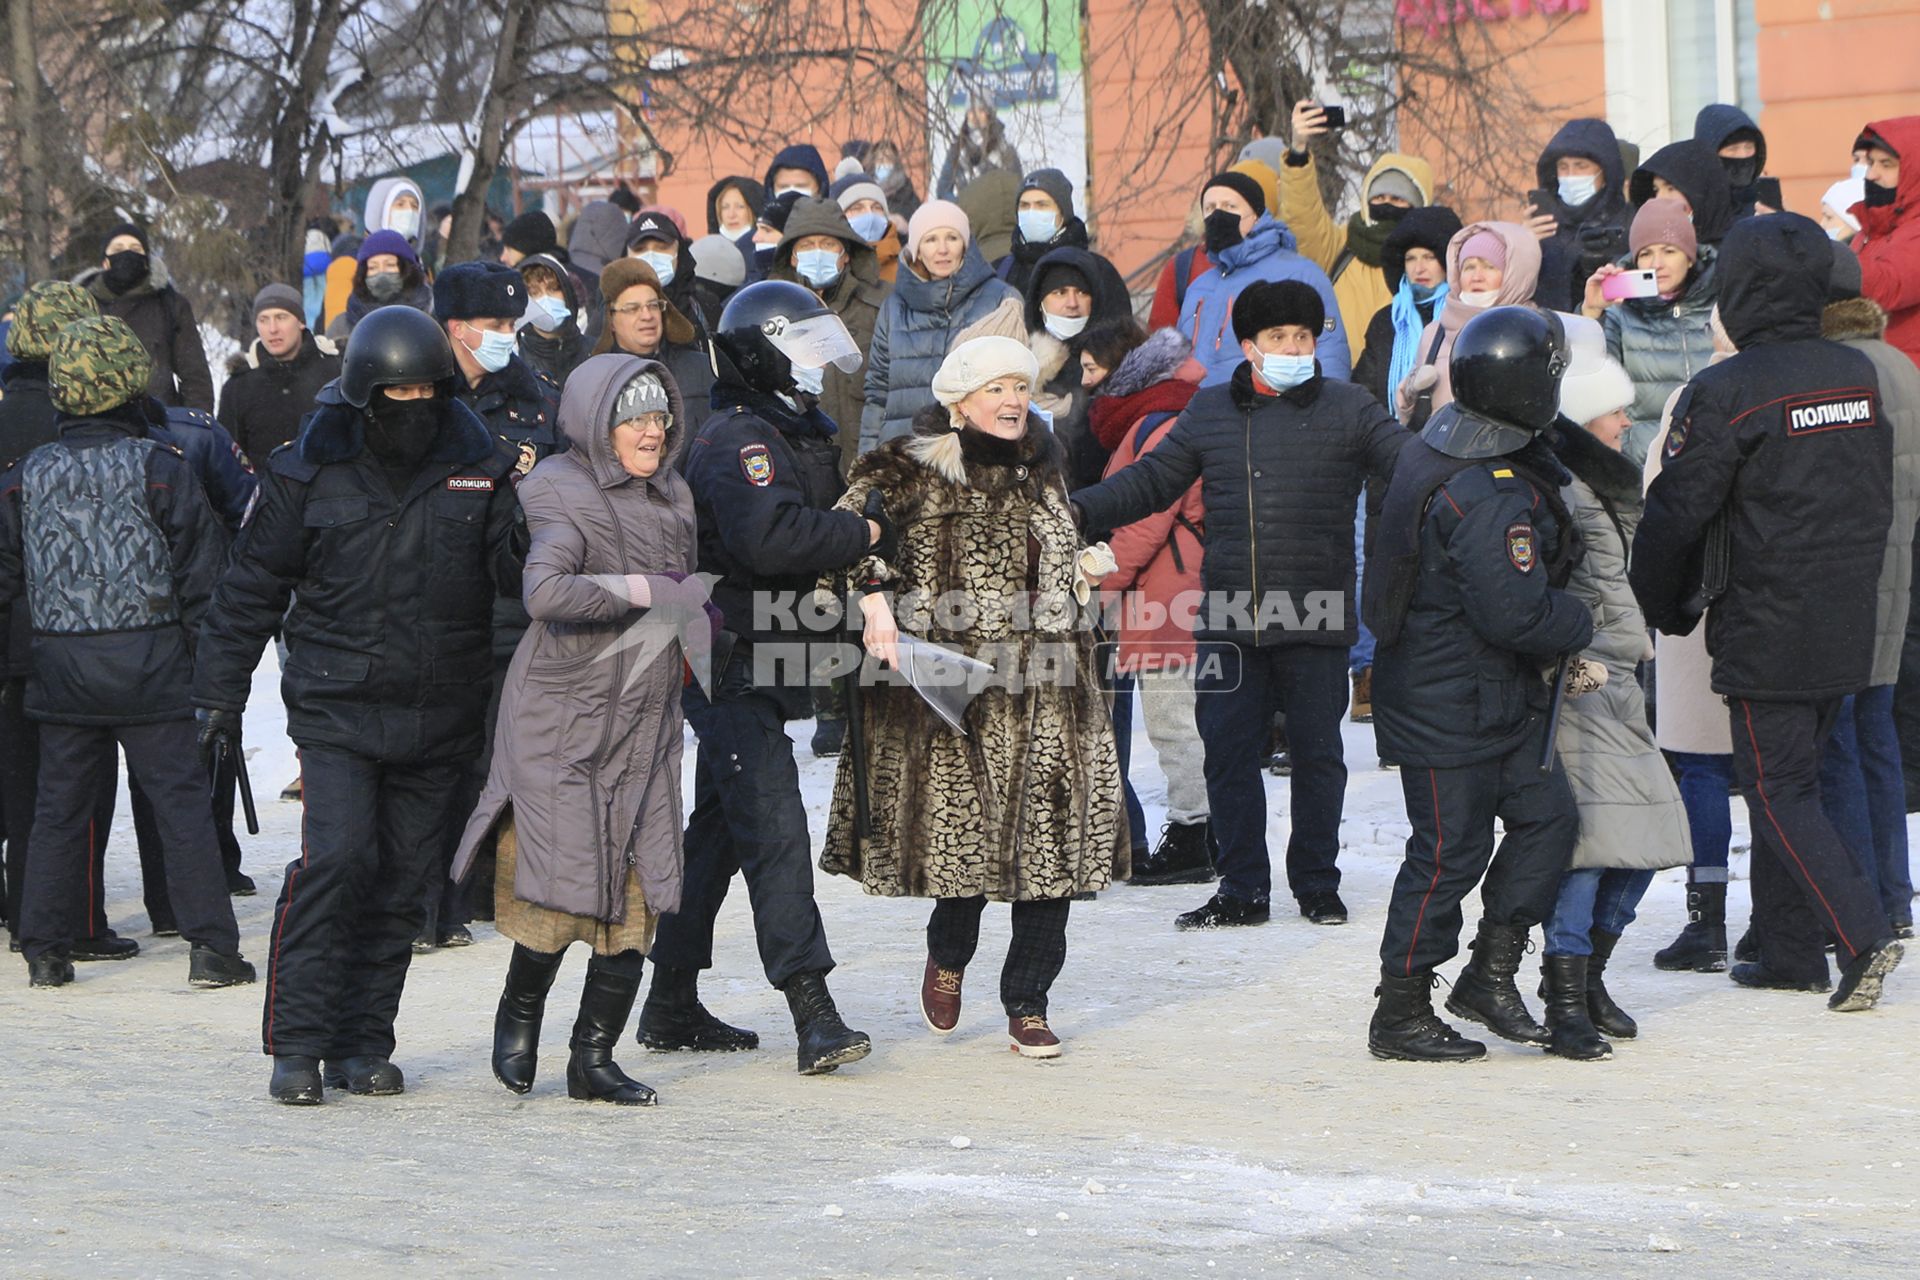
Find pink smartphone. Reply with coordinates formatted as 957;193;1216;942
1601;268;1660;301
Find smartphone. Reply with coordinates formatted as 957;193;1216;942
1527;187;1554;214
1754;176;1783;211
1319;104;1346;131
1601;268;1661;302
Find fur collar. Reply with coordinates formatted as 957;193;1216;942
1100;328;1192;400
1548;419;1643;503
1030;330;1071;386
1821;295;1889;343
245;331;339;370
297;396;496;467
903;402;1059;488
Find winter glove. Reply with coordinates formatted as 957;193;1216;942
1547;657;1609;699
195;707;242;772
1073;541;1119;605
1395;365;1439;420
863;490;898;568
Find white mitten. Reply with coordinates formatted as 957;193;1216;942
1073;542;1119;605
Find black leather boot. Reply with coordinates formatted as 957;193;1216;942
341;1055;405;1095
1653;879;1727;972
1585;928;1637;1038
635;963;760;1051
494;944;566;1094
1446;920;1551;1046
1368;972;1486;1062
782;971;872;1075
1542;954;1611;1061
1129;821;1217;887
566;960;656;1105
270;1055;325;1105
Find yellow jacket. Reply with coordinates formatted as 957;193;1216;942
1280;151;1436;368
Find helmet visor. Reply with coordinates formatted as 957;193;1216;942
763;312;863;373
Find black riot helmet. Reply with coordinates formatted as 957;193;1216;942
709;279;862;396
337;305;457;408
1422;305;1569;459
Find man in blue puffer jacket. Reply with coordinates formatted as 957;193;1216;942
1179;170;1349;387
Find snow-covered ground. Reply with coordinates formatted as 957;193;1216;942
3;651;1916;1278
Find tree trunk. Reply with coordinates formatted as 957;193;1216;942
8;0;51;282
262;0;351;288
446;0;539;266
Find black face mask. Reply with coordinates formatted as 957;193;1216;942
1720;156;1760;191
364;394;442;470
1202;209;1245;256
1367;199;1410;225
1865;179;1898;208
103;250;148;293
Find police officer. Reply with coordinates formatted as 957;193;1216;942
193;305;524;1104
1633;213;1904;1012
0;316;254;990
636;279;891;1075
423;261;564;949
1364;306;1593;1062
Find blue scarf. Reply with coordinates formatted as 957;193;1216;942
1387;280;1445;419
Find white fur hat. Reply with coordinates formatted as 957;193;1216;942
1558;353;1635;426
931;336;1040;407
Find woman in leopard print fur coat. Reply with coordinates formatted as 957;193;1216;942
819;336;1127;1058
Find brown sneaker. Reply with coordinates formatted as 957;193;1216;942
1350;666;1373;723
921;957;963;1034
1008;1015;1062;1059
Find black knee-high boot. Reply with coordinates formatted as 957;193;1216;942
568;952;657;1105
493;944;566;1094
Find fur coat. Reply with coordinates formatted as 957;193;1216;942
817;406;1128;901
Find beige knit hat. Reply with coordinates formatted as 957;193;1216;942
931;336;1039;406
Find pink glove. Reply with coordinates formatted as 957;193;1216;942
623;575;652;608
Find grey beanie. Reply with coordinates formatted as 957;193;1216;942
614;371;672;425
1020;168;1076;217
253;283;305;322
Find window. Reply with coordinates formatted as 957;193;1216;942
1666;0;1759;140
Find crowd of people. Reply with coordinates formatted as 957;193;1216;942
0;106;1916;1105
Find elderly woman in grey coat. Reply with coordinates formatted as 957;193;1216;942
1538;319;1691;1062
452;353;700;1106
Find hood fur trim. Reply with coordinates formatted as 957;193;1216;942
1821;295;1889;343
1100;328;1191;400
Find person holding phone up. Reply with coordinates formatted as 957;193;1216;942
1579;198;1721;468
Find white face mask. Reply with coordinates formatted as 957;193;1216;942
1852;161;1870;181
791;364;825;396
1043;311;1089;341
528;295;571;332
1458;289;1498;308
776;186;813;199
1557;174;1599;207
637;250;676;287
388;206;418;236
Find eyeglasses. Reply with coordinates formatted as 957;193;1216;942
611;300;668;317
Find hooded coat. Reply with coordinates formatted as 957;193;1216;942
1354;205;1463;411
1547;421;1692;872
1280;150;1437;366
1694;103;1768;222
861;242;1021;449
1853;115;1920;370
1603;247;1721;467
818;408;1127;900
1179;214;1351;386
1534;119;1633;314
452;354;695;925
1020;247;1136;489
705;175;768;278
362;176;426;246
74;258;214;412
996;216;1091;295
1629;141;1735;246
767;197;888;463
1401;221;1542;417
513;251;590;384
763;145;830;199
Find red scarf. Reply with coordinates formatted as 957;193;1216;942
1088;377;1197;452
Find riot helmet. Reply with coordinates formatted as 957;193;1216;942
709;279;861;397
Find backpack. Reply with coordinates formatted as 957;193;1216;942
1170;247;1207;314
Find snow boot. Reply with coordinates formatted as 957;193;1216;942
1541;954;1611;1060
270;1055;324;1106
566;960;656;1105
783;970;871;1075
1828;937;1904;1013
188;944;256;988
27;952;74;988
1653;879;1727;972
636;963;759;1051
1733;925;1759;964
70;932;139;961
1446;920;1551;1046
1585;928;1637;1038
493;944;565;1094
1174;892;1270;931
811;717;845;757
341;1055;405;1095
1130;821;1217;886
1368;972;1486;1062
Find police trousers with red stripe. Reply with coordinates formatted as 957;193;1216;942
260;746;463;1059
1729;697;1892;983
1377;721;1578;978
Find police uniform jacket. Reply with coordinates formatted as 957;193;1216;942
1366;427;1594;768
453;353;563;659
1632;214;1892;701
192;394;524;761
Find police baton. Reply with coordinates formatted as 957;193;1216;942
1539;653;1572;776
841;575;872;849
219;739;262;835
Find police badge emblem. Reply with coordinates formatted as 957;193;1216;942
516;441;537;476
739;443;775;486
1505;521;1536;573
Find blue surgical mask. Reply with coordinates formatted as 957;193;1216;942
848;212;889;244
794;248;844;289
1018;209;1058;243
1258;352;1315;390
528;295;571;332
466;326;518;374
1557;174;1598;207
874;164;896;183
637;250;676;286
791;364;824;396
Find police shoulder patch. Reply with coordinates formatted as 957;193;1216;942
446;475;495;492
1505;520;1536;573
739;443;774;487
1665;418;1689;459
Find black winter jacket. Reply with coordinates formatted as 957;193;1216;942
0;411;227;724
1633;214;1890;701
192;396;524;761
216;332;342;463
1534;119;1633;314
453;354;564;659
76;261;215;412
1071;362;1409;647
143;400;258;535
1367;430;1594;768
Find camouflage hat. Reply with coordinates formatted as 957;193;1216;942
8;281;99;360
50;316;153;416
